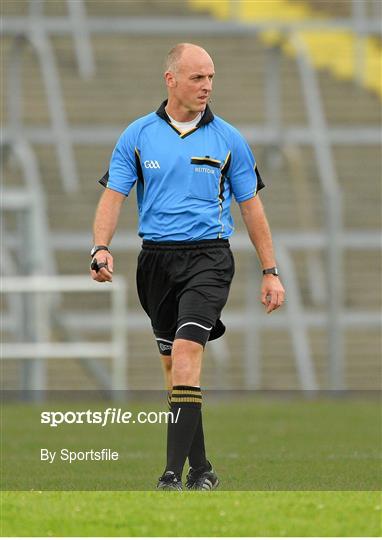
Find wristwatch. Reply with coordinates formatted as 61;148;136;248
262;266;279;276
90;245;110;258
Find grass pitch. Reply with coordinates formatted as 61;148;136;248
1;395;381;536
2;491;381;536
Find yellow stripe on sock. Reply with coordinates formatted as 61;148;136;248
172;389;201;396
171;397;203;403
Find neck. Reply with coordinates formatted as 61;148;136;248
165;100;203;123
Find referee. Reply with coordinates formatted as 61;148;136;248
90;43;285;490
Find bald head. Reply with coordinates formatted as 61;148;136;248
165;43;213;75
164;43;215;121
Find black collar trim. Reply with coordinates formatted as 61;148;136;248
155;100;214;132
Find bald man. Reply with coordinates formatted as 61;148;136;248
91;43;285;490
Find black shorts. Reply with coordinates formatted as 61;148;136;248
136;239;235;354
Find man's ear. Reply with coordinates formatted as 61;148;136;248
165;71;177;88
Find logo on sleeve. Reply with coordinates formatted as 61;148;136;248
144;160;160;169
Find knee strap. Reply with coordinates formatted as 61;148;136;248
155;337;173;356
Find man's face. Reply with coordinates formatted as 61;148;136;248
167;49;215;114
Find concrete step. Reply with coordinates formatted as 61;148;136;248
3;33;381;127
2;3;380;391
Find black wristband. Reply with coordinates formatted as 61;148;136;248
90;245;110;258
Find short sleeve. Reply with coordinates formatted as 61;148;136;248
106;127;138;196
229;130;265;203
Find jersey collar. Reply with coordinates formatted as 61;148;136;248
156;100;214;138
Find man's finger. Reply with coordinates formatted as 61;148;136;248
98;266;113;281
98;254;113;277
272;291;285;312
261;290;268;306
90;263;112;282
276;288;286;306
91;268;107;282
90;255;114;280
106;254;114;273
266;291;278;313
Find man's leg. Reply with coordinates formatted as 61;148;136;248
161;318;220;490
161;353;207;469
164;338;204;480
188;410;207;469
160;355;172;391
160;354;172;409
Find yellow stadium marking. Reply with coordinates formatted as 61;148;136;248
189;0;382;99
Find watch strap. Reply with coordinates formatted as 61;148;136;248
263;266;279;276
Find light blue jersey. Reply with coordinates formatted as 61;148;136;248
100;101;264;241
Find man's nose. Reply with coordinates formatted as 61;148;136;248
202;77;212;91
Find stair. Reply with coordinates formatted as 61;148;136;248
189;0;382;99
1;1;380;390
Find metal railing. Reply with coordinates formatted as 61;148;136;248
5;0;95;193
29;0;78;193
1;276;128;400
292;35;344;389
3;231;380;391
2;15;382;34
66;0;95;79
1;10;381;391
1;139;57;394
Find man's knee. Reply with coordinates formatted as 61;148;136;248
172;338;202;358
171;339;202;386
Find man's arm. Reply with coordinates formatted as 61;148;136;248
90;188;126;283
239;195;285;313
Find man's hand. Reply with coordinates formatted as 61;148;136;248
261;275;285;314
90;250;114;282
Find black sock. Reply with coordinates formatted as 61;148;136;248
167;389;208;470
188;412;208;470
165;385;202;478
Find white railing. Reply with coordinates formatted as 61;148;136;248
3;232;380;391
5;0;95;193
2;16;382;34
292;35;344;389
1;8;380;392
1;276;128;400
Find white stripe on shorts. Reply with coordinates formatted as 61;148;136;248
155;338;173;344
176;322;213;333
